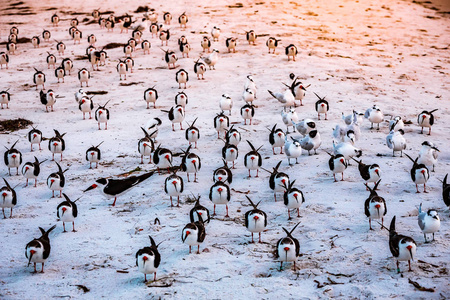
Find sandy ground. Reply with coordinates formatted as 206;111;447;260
0;0;449;298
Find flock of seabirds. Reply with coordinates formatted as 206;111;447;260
0;7;449;283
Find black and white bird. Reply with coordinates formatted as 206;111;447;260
353;159;381;188
283;180;305;220
333;125;356;145
33;68;46;90
180;146;201;182
325;152;347;182
189;195;210;224
300;130;321;155
268;124;285;155
194;59;206;80
0;89;10;109
284;136;302;165
181;214;207;255
185;118;200;148
417;109;438;135
213;159;233;184
153;145;173;174
51;13;59;26
286;75;308;106
164;172;184;207
418;203;440;243
31;36;40;48
222;142;238;169
138;128;155;164
364;105;384;130
1;178;17;218
214;111;229;138
0;51;8;69
404;153;429;193
87;34;97;46
95;101;110;130
6;41;16;55
79;95;94;120
57;193;78;232
86;142;103;169
84;171;156;206
149;22;160;38
442;174;450;211
417;141;439;172
62;58;73;75
314;92;329;120
48;129;66;161
266;37;280;53
22;156;46;187
117;60;128;80
201;36;211;53
123;44;133;58
246;30;257;45
136;236;161;282
47;162;66;198
364;180;386;230
178;12;188;29
225;125;241;146
179;40;191;58
145;118;162;142
163;12;172;24
78;68;90;87
46;52;56;69
389;216;417;273
25;225;56;273
293;119;315;136
209;181;231;217
386;130;406;157
144;86;158;109
285;44;298;61
4;140;22;175
244;141;262;177
267;161;289;201
56;41;66;56
159;29;171;46
240;103;255;125
175;69;188;89
54;65;65;83
124;57;134;73
162;49;178;69
244;196;267;243
141;40;151;55
165;105;185;131
174;91;188;109
276;223;300;271
39;89;56;112
225;37;237;53
42;29;51;42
